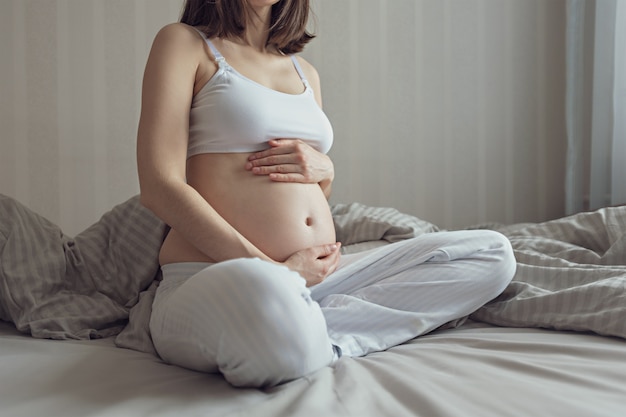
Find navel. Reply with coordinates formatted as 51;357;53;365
305;217;313;227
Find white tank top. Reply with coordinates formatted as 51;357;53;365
187;33;334;157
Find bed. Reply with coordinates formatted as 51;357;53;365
1;194;625;417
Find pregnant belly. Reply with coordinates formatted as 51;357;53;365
210;178;336;261
159;155;336;265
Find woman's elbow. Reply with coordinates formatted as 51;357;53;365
139;190;155;212
137;178;165;214
138;175;184;215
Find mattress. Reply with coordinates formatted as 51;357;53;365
1;320;624;417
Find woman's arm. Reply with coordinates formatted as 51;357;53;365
137;23;271;263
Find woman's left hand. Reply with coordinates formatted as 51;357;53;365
245;139;334;185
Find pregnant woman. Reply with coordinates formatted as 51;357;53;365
137;0;516;388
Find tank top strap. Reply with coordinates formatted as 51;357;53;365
205;39;225;63
191;27;227;68
204;38;226;67
290;55;310;88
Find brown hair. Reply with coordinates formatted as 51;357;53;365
180;0;315;54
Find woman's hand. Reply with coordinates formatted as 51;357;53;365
245;139;334;185
282;243;342;287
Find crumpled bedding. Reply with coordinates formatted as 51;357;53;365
471;208;626;338
0;194;165;340
1;193;625;355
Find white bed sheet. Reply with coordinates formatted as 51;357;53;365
1;320;624;417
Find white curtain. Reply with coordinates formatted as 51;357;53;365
566;0;626;213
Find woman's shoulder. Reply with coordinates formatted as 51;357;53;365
147;22;207;67
154;22;203;45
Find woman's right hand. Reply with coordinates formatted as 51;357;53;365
283;243;342;287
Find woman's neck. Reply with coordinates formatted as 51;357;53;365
242;5;272;52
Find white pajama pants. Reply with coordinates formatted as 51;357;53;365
149;230;516;387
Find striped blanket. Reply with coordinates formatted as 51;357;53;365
1;194;625;355
471;210;626;338
0;194;165;340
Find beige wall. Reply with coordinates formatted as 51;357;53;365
0;0;182;236
0;0;566;235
